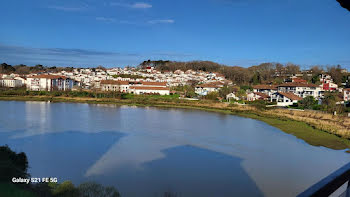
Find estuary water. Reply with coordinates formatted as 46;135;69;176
0;101;349;197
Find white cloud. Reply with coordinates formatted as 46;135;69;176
110;2;152;9
131;2;152;8
148;19;175;24
96;17;116;23
48;3;88;12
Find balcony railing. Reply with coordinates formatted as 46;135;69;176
298;162;350;197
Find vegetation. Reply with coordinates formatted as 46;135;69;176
138;60;350;86
0;145;29;182
297;96;319;110
0;63;74;75
0;146;121;197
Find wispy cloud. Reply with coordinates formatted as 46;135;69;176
96;17;116;23
110;2;152;9
48;5;87;12
0;44;193;67
148;19;175;24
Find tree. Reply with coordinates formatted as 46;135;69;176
78;182;120;197
321;92;344;113
328;65;343;85
298;96;318;109
218;86;237;98
0;145;29;182
0;63;15;74
52;181;79;197
204;91;219;100
236;89;247;100
285;63;300;75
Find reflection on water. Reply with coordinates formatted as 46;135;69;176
0;101;349;197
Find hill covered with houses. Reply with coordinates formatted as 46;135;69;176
0;61;349;114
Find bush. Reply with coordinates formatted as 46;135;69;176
0;145;29;183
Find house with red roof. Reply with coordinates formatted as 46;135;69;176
277;82;322;98
26;74;73;91
272;92;303;106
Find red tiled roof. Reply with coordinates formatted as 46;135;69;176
292;78;307;83
255;92;270;99
30;74;67;79
278;82;318;88
130;86;169;90
279;92;302;101
197;82;224;88
253;84;278;90
141;81;167;86
100;80;129;85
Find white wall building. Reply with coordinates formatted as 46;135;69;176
0;78;22;88
27;75;73;91
277;82;322;98
129;86;170;95
272;92;302;106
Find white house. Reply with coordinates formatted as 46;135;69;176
272;92;302;106
246;92;270;101
226;92;239;102
27;75;73;91
344;89;350;102
129;86;170;95
195;82;224;96
253;84;278;97
100;80;130;92
0;78;23;88
277;82;321;99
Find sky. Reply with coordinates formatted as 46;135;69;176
0;0;350;68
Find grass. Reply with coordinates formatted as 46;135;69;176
0;94;349;150
0;183;37;197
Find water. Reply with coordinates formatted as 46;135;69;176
0;101;349;197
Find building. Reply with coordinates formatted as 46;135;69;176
272;92;303;106
246;92;270;101
226;92;239;102
137;81;167;87
195;82;224;96
26;75;73;91
129;86;170;95
0;78;23;88
344;89;350;102
277;82;321;98
100;80;130;92
253;84;277;97
322;82;338;91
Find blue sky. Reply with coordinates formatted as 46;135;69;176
0;0;350;68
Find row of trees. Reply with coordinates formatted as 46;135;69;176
0;63;75;75
296;93;347;113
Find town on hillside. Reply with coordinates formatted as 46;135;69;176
0;62;349;110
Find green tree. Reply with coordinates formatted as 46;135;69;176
298;96;318;109
218;86;236;98
78;182;120;197
52;181;79;197
321;92;345;113
0;145;29;183
204;91;219;100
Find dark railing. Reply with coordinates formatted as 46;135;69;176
298;162;350;197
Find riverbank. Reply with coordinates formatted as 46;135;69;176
0;95;349;150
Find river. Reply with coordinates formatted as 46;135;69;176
0;101;349;197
